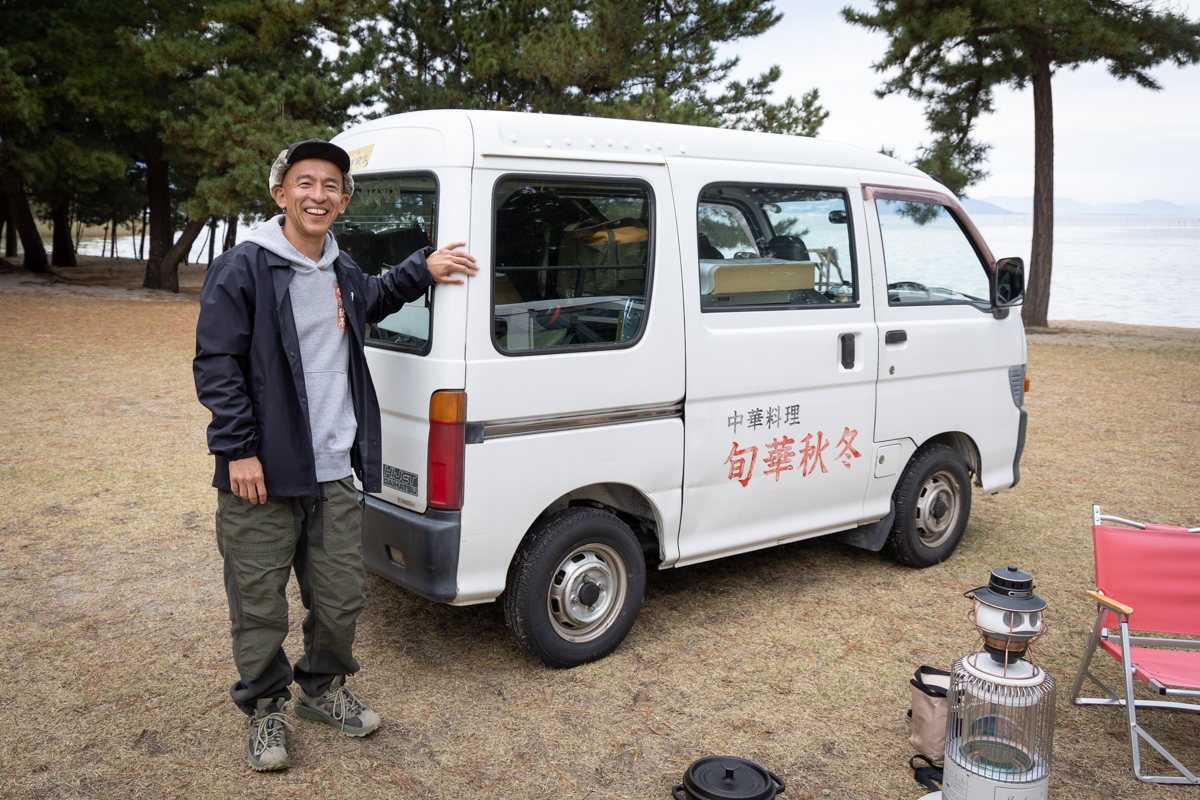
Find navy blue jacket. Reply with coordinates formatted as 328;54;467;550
194;241;434;497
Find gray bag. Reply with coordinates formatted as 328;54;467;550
909;666;951;762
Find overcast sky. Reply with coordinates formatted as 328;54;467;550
717;0;1200;205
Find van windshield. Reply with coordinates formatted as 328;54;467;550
332;173;438;352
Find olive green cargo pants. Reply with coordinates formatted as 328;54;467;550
215;477;364;715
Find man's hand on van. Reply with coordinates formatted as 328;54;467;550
427;242;478;285
229;456;267;504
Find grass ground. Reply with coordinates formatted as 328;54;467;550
1;257;1197;799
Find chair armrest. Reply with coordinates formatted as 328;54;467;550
1088;590;1133;616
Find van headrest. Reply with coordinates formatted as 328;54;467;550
767;235;809;262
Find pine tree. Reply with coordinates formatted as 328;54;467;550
845;0;1200;327
358;0;828;136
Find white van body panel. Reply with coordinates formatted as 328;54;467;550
332;111;1026;610
670;160;880;567
456;420;683;604
462;154;685;422
857;170;1025;493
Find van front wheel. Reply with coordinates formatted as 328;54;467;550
504;508;646;668
885;444;972;568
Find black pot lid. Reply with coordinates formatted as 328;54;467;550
969;565;1047;612
681;756;783;800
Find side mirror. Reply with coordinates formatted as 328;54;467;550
828;210;848;224
994;257;1024;307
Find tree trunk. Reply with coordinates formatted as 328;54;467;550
208;216;217;264
223;216;238;252
0;187;15;257
150;217;206;293
0;163;50;273
1023;46;1054;329
50;194;76;266
101;220;109;258
139;207;147;259
142;156;175;288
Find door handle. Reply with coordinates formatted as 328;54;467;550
840;333;855;369
885;329;907;344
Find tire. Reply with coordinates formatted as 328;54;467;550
503;508;646;668
885;444;972;568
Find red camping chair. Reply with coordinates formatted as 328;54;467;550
1070;505;1200;785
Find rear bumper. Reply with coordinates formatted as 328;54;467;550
359;494;460;603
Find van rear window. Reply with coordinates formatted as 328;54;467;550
492;178;652;353
333;173;438;353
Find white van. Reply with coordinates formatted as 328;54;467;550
330;110;1028;668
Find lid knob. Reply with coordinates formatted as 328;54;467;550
721;762;740;781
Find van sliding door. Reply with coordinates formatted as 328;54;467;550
672;163;878;566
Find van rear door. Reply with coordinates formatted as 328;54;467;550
331;121;474;514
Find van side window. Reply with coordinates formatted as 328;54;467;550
698;184;856;310
334;173;437;353
492;178;652;353
875;200;990;307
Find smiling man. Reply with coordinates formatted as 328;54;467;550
193;139;476;772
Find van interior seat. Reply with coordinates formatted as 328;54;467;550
766;235;809;262
698;233;724;260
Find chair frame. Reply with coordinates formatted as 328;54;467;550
1070;505;1200;785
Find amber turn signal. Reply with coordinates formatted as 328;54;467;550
430;390;467;424
1025;376;1031;393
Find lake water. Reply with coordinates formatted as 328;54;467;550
973;215;1200;329
78;214;1200;328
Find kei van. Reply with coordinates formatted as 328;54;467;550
329;110;1029;667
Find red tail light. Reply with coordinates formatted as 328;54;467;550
427;390;466;510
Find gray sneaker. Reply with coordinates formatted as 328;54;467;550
247;699;292;772
294;676;381;737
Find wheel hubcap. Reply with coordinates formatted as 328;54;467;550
547;544;628;643
915;469;961;548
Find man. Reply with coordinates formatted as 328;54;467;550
194;139;476;771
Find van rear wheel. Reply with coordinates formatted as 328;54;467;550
504;508;646;668
885;444;972;568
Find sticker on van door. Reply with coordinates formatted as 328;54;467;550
383;464;418;496
723;426;861;487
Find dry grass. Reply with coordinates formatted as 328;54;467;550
1;258;1197;799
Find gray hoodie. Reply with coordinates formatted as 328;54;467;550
244;215;355;483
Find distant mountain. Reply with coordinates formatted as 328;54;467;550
982;196;1033;214
960;197;1014;215
980;196;1198;216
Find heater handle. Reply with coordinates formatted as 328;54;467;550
671;784;687;800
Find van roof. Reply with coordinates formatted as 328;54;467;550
337;109;928;179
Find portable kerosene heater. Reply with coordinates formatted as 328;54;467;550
941;566;1056;800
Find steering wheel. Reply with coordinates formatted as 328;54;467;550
888;281;932;300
